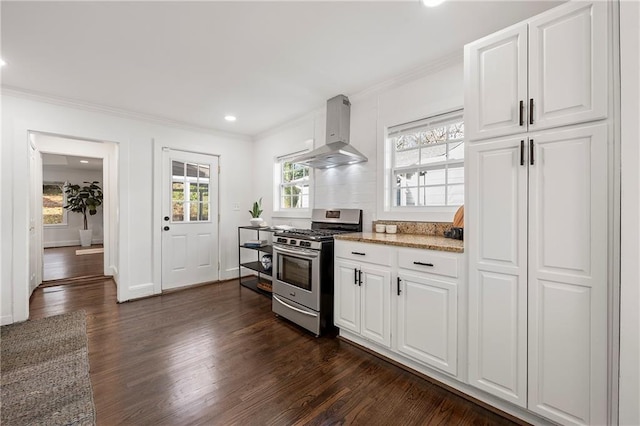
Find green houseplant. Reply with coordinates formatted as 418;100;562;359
249;197;264;226
63;181;103;247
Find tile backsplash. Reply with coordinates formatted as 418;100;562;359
372;220;453;236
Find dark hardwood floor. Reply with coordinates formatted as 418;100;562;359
42;245;104;282
29;280;518;425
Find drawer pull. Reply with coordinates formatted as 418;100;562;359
351;251;366;256
413;261;434;267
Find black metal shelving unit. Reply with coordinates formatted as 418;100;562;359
238;226;275;297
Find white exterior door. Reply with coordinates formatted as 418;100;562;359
528;1;608;131
467;137;528;407
334;259;361;334
162;149;219;290
527;124;608;425
360;265;391;347
29;143;43;292
396;273;458;375
464;23;528;141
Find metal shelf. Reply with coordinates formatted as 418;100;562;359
238;226;275;298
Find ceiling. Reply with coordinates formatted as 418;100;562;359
42;153;103;171
1;1;561;137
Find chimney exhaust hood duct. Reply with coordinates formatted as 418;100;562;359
291;95;368;169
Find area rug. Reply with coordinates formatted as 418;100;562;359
1;311;96;425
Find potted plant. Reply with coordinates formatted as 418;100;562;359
63;181;103;247
249;197;264;227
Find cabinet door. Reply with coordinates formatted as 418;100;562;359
396;273;458;375
528;1;608;131
360;265;392;347
527;124;608;425
334;259;361;334
467;137;528;407
464;23;528;141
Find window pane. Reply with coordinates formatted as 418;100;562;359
198;180;209;204
172;161;184;177
395;172;418;188
198;164;210;179
396;187;418;206
448;141;464;160
186;163;198;178
420;145;447;164
172;202;184;222
172;182;184;201
395;148;419;168
199;202;209;221
447;184;464;205
189;183;198;202
448;166;465;184
423;186;446;206
43;183;64;225
425;169;446;185
189;203;198;221
448;122;464;140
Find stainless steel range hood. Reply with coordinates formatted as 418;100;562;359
292;95;368;169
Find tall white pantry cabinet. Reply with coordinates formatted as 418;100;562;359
464;2;613;426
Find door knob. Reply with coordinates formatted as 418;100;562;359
163;226;170;231
164;216;170;221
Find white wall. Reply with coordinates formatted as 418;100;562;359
42;166;104;247
1;93;254;324
619;0;640;423
253;56;464;231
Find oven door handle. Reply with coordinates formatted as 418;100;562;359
273;295;318;318
273;245;319;259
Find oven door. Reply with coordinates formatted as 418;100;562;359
272;244;321;311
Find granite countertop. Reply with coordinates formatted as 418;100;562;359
335;232;464;253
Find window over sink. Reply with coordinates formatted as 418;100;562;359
385;109;464;210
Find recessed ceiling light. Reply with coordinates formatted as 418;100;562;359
421;0;445;7
0;58;6;67
80;160;89;164
224;115;237;122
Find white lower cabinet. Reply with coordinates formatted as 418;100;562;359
335;240;462;378
334;255;391;348
396;272;458;375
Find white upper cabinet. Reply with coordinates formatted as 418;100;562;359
528;2;608;131
465;1;608;142
465;25;528;141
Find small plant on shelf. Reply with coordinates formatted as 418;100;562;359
249;197;264;226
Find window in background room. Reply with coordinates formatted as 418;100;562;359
43;182;67;226
276;153;310;211
387;110;464;208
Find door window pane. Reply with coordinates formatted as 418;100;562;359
170;159;212;222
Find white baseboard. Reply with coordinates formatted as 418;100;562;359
44;239;104;248
1;314;14;326
123;282;155;301
222;267;240;281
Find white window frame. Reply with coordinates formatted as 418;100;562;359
43;181;68;227
381;109;464;221
273;150;312;218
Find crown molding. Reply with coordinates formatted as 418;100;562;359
1;86;252;142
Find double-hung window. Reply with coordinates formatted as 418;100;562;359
387;110;464;208
275;153;310;211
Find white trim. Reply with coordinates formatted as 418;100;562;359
43;239;104;248
124;282;155;301
1;315;14;326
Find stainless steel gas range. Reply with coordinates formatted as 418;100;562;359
272;208;363;336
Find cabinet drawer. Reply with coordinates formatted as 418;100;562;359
398;248;459;278
335;241;392;266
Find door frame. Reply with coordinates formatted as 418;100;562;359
152;141;221;294
30;131;118;277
